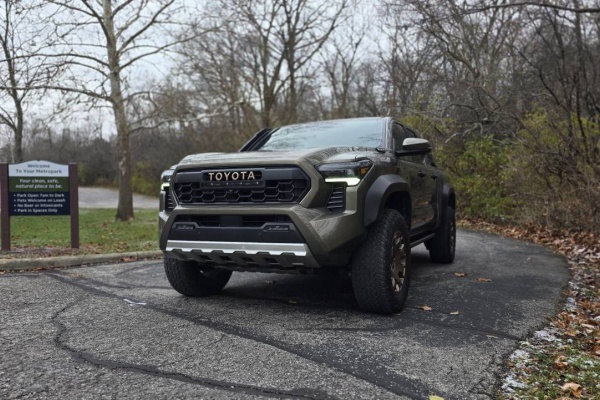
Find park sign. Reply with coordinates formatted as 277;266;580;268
8;161;70;216
0;161;79;251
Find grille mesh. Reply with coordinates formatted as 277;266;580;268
175;179;308;204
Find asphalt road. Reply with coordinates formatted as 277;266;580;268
0;231;568;399
78;187;158;209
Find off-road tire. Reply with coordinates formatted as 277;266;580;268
164;256;232;296
351;209;411;314
427;206;456;264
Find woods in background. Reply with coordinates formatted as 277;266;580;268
1;0;598;232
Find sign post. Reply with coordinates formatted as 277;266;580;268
0;160;79;251
1;164;9;251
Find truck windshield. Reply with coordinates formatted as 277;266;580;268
254;119;385;151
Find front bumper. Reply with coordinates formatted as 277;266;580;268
159;161;374;271
165;240;319;272
159;187;367;270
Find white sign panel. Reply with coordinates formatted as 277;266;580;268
8;160;69;177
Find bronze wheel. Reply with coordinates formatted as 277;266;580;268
351;209;412;314
391;231;407;292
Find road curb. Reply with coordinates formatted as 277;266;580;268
0;250;163;271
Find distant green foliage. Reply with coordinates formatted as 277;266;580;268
514;110;600;229
438;135;513;221
132;161;161;196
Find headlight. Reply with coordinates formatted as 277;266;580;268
316;160;372;186
161;169;174;190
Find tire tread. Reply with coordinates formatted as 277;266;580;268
351;209;411;314
428;206;456;264
164;256;231;296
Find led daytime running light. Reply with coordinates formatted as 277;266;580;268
317;159;372;186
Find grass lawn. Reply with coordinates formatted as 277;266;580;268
1;209;158;258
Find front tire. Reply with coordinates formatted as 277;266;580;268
164;256;232;296
427;206;456;264
351;209;411;314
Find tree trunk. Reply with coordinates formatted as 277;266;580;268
1;13;24;163
13;102;23;163
103;0;134;221
113;98;133;221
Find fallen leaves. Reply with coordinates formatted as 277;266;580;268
428;395;444;400
477;277;492;282
450;311;460;315
554;356;568;369
561;382;583;398
418;305;433;311
454;272;467;277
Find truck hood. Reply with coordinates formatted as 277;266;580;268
177;147;378;169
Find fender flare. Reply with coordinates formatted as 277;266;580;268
436;183;456;230
364;174;410;227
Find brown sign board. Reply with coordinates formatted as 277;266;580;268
0;161;79;251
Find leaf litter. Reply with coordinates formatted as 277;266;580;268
460;219;599;399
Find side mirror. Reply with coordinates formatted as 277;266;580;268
397;138;432;155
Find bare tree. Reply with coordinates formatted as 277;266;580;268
277;0;348;123
159;0;348;153
33;0;204;221
215;0;348;127
378;15;438;117
0;1;63;163
466;0;600;14
384;0;527;137
320;27;365;118
174;21;256;137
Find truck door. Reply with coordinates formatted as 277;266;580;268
403;126;437;228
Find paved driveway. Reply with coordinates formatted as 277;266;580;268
0;230;568;399
78;187;157;209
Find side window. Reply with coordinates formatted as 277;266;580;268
424;152;437;167
392;123;407;152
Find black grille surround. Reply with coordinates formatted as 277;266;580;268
173;167;310;205
164;188;175;212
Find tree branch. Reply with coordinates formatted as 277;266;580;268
0;84;111;102
467;1;600;14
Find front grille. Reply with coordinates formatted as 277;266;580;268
174;167;310;205
327;184;346;212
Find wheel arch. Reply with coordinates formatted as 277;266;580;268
364;174;411;228
435;183;456;230
442;183;456;213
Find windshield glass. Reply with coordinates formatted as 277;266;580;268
254;119;385;151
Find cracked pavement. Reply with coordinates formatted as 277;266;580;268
0;230;569;399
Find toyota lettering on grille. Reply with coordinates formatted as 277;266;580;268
204;171;262;181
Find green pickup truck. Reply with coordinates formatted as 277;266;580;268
159;117;456;314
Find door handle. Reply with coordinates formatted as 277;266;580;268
417;171;426;178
